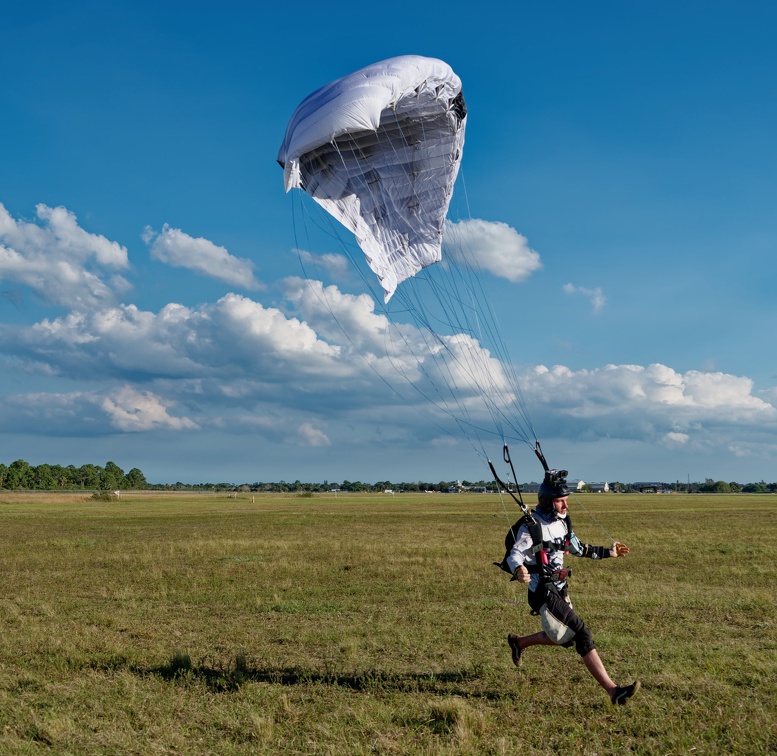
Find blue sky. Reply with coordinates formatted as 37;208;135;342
1;1;775;485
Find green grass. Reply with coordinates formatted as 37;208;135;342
1;491;775;753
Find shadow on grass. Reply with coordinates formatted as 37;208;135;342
142;652;504;697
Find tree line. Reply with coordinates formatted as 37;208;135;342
1;460;774;494
0;460;147;491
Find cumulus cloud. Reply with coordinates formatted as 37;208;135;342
100;386;198;431
0;203;130;310
444;219;542;282
282;277;390;353
563;283;606;313
522;363;777;449
662;431;690;448
297;421;331;447
0;292;350;383
282;277;513;408
6;255;774;461
0;386;195;435
0;211;774;468
144;224;262;289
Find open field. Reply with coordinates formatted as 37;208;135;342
1;491;775;754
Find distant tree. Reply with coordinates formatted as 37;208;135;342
101;461;125;490
78;464;102;489
125;468;147;489
8;459;33;489
699;480;732;493
51;465;69;488
34;464;56;490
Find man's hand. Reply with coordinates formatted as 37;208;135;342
511;565;531;583
610;541;630;557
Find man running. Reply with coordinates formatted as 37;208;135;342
506;469;640;705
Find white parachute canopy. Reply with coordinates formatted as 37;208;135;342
278;55;467;302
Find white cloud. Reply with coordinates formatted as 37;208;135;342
444;219;542;282
297;421;331;447
282;277;390;353
144;224;262;289
0;386;196;434
295;249;352;281
0;217;774;472
282;277;514;412
563;283;606;313
100;386;199;431
0;203;130;310
523;363;777;448
0;292;351;383
34;205;128;268
662;431;690;448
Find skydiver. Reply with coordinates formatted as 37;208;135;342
505;470;640;705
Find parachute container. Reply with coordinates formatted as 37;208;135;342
278;55;467;302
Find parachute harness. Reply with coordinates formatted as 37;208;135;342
490;442;618;576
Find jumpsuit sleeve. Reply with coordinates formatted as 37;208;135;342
568;531;611;560
506;524;534;574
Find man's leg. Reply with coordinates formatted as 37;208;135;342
581;648;616;695
507;630;555;665
509;633;639;703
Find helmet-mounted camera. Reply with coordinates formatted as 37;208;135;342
546;469;568;488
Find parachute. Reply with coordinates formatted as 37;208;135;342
279;55;539;471
277;55;467;303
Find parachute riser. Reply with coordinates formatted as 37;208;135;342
488;444;531;520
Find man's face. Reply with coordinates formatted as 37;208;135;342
552;496;569;517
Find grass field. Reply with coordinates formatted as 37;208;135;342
1;490;775;754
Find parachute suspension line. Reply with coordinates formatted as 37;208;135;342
290;139;495;456
569;493;617;543
442;220;539;446
288;185;462;447
290;194;477;455
389;267;528;461
324;130;492;455
449;254;534;442
296;169;536;469
345;117;518;461
282;57;542;477
387;286;497;461
373;134;537;455
398;202;534;456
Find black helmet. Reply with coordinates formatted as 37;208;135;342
537;469;569;515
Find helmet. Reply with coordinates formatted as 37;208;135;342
537;469;570;517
